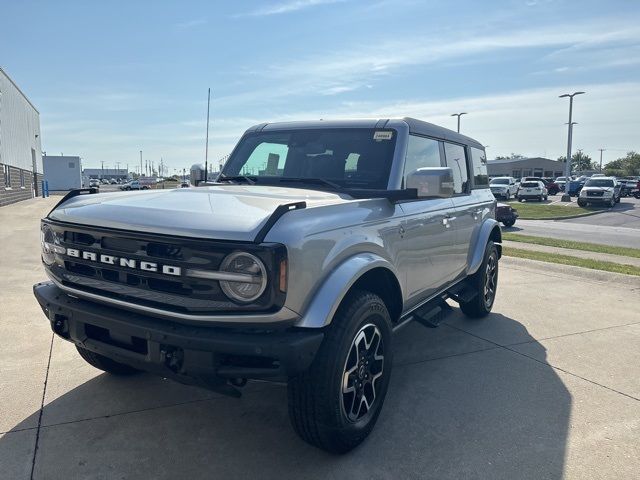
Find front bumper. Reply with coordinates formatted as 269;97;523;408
581;195;612;203
34;282;323;389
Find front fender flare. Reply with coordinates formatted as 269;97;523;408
467;218;502;275
294;253;401;329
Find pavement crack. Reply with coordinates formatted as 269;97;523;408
30;333;54;480
444;323;640;403
504;321;640;347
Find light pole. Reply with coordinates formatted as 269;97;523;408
559;91;585;201
598;148;605;172
451;112;467;133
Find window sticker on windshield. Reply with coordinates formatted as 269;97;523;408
373;131;393;141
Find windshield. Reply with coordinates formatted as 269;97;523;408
585;179;614;187
490;178;509;185
222;128;397;190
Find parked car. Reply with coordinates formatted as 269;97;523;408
100;178;110;185
489;177;518;200
120;180;148;191
88;179;100;189
495;203;518;227
578;177;620;207
180;181;190;188
110;178;118;185
521;176;560;195
517;180;548;201
619;178;639;197
34;117;501;453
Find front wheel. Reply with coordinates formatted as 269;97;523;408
459;241;499;318
609;197;615;208
505;192;511;200
577;199;587;207
288;291;393;454
502;219;515;228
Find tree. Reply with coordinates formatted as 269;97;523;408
604;151;640;177
494;153;525;160
557;150;595;172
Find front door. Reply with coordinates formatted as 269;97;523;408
398;198;458;309
32;148;38;196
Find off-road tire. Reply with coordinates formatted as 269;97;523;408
502;220;515;228
459;241;499;318
76;346;139;375
287;291;393;454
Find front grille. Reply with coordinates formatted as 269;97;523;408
44;221;286;315
587;191;604;197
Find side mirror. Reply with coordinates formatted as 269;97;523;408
406;167;454;199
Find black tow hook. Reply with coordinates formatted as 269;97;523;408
160;346;184;373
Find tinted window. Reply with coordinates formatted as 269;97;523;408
470;147;488;187
521;182;540;188
403;135;441;185
444;142;468;194
490;178;509;185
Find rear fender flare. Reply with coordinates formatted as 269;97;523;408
467;218;502;275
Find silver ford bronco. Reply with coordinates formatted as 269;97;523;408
34;118;501;453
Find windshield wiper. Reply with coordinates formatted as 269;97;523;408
276;177;342;190
218;173;256;185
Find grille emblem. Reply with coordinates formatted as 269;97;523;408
64;248;181;276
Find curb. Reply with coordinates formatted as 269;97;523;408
519;209;608;221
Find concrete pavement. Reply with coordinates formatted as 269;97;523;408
1;197;639;480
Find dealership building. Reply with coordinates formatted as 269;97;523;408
0;67;43;207
487;157;566;180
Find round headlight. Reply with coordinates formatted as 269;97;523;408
41;224;57;266
219;252;267;303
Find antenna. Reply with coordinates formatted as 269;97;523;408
205;88;211;182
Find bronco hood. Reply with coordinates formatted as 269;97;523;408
48;185;348;241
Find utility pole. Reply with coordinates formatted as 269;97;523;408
598;148;605;172
140;150;143;177
205;87;211;182
101;160;104;179
559;91;585;202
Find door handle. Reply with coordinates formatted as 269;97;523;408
442;215;456;227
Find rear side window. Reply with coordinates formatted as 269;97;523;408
403;135;442;185
443;142;469;194
470;147;488;187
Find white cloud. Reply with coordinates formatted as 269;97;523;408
242;0;348;16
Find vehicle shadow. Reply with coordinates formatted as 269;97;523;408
0;313;570;480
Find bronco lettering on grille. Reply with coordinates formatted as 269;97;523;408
65;248;181;276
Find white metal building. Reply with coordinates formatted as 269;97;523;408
43;155;83;191
0;67;43;206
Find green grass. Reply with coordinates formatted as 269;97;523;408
506;201;596;219
502;233;640;259
503;247;640;276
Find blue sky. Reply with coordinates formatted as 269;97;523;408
2;0;639;173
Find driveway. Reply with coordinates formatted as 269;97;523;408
509;197;640;248
1;198;639;479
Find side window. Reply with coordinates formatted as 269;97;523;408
403;135;441;185
470;147;488;188
243;142;288;176
444;142;469;194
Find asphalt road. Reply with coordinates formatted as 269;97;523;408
1;197;639;480
509;197;640;248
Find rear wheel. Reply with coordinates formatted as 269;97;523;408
502;219;515;228
288;291;393;454
76;346;139;375
459;241;499;318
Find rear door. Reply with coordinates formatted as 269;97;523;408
444;143;491;278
